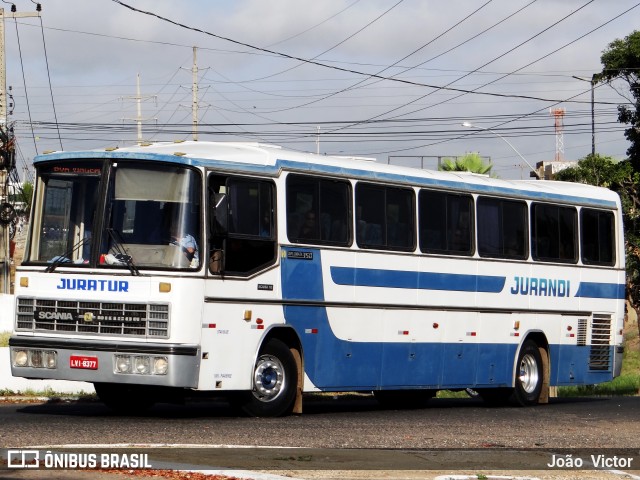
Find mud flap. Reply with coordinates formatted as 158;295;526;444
538;346;550;404
291;347;303;414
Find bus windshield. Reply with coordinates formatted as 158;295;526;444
28;162;102;265
102;163;201;270
27;161;202;270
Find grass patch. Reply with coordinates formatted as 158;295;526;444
0;386;96;399
559;329;640;397
558;373;640;397
0;331;10;347
436;389;474;399
621;341;640;375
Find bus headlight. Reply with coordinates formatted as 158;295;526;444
29;350;43;368
44;351;57;369
12;349;28;367
134;356;150;375
12;349;58;369
115;355;132;374
153;357;168;375
114;354;168;375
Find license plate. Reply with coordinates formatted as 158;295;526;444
70;355;98;370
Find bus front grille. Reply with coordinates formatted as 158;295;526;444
15;297;170;339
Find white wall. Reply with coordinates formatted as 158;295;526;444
0;348;94;394
0;293;14;332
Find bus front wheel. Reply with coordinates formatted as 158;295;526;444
240;338;298;417
513;340;544;406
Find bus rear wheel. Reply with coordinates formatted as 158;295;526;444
513;340;544;406
240;338;298;417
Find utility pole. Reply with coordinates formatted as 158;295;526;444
192;46;198;141
122;73;156;144
0;5;41;294
0;7;41;127
572;75;596;156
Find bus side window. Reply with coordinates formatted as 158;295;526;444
581;208;615;266
419;189;473;255
286;174;352;246
355;182;415;251
531;203;577;263
477;196;527;260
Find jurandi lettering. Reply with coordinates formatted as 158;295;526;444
509;276;570;297
56;278;129;292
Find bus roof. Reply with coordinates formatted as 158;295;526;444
35;141;620;208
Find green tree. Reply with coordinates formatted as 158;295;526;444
439;152;494;176
597;30;640;171
554;154;625;186
20;181;33;215
9;181;33;216
555;154;640;323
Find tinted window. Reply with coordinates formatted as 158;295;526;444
581;208;615;266
286;175;351;246
477;197;527;259
208;174;276;276
356;183;415;251
419;190;473;255
532;203;577;263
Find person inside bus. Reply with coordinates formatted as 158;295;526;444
298;210;318;239
170;226;198;267
168;210;200;268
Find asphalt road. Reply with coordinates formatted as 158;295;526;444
1;394;639;449
0;394;639;478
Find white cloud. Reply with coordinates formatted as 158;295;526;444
3;0;638;177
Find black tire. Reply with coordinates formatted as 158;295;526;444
240;338;298;417
373;389;435;409
94;382;155;414
512;340;544;406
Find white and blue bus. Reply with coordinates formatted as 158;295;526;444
9;141;625;416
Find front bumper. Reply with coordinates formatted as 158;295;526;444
9;336;200;388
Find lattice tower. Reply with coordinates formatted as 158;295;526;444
550;108;565;161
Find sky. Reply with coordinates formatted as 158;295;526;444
2;0;639;180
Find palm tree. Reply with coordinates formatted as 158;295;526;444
439;152;493;176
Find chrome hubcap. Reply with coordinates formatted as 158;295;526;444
518;353;539;394
252;354;285;402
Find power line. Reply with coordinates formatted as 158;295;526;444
13;16;37;155
245;0;405;83
38;15;62;150
108;0;619;106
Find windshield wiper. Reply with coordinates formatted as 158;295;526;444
45;236;90;273
106;228;140;276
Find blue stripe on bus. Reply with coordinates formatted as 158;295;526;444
330;266;506;293
280;247;615;390
574;282;625;299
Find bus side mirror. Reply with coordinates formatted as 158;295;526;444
209;248;223;274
